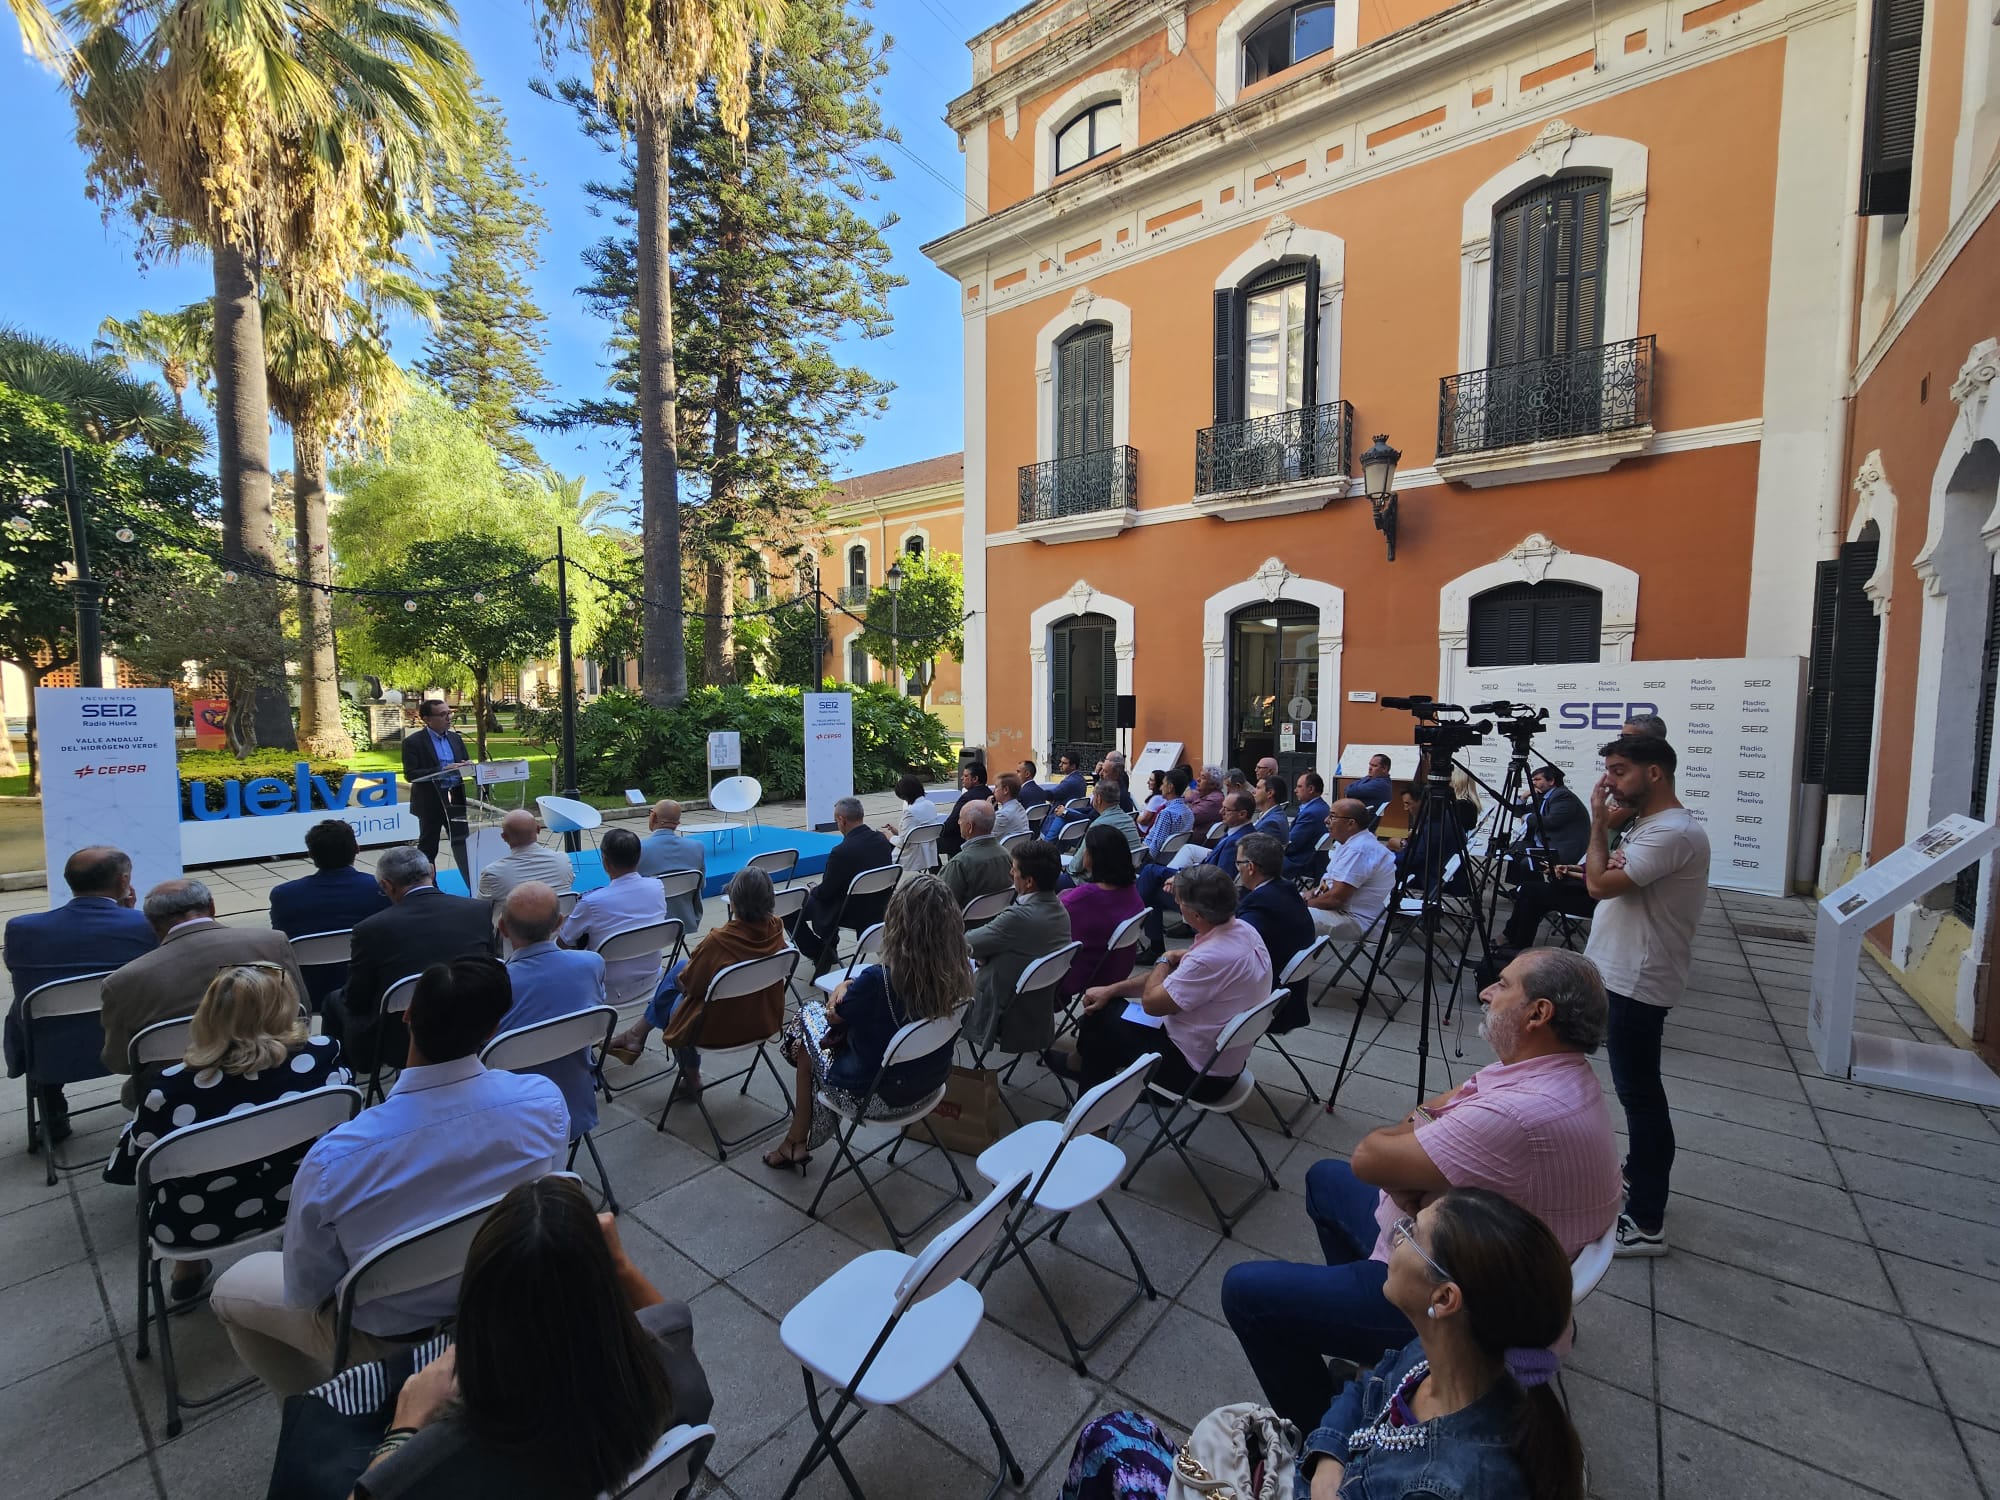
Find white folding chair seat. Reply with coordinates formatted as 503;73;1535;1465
656;869;703;909
654;947;802;1159
747;847;800;885
960;887;1016;926
806;1016;975;1251
127;1015;196;1074
973;942;1081;1118
287;929;354;968
814;922;884;997
483;1007;621;1208
1121;991;1288;1235
1555;1221;1621;1411
134;1084;363;1434
897;820;943;872
778;1173;1031;1500
610;1423;717;1500
364;972;424;1106
18;970;117;1184
596;918;686;1006
974;1055;1158;1372
557;889;583;918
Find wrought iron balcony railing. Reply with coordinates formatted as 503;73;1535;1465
835;583;871;607
1194;399;1353;497
1437;335;1655;459
1018;446;1138;526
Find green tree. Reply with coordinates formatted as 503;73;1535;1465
109;565;292;758
418;92;552;468
0;324;206;460
356;537;561;758
855;549;962;708
534;0;786;711
93;305;213;419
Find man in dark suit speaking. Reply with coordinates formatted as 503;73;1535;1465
401;699;471;880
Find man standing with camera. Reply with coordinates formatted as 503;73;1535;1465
1583;734;1709;1258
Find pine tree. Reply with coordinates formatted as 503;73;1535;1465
542;0;903;685
419;92;552;468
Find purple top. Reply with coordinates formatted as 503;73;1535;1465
1058;880;1145;994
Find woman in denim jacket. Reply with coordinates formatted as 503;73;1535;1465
1296;1187;1584;1500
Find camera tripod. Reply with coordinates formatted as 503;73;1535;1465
1454;707;1563;966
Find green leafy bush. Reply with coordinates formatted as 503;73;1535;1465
540;684;951;801
177;750;353;810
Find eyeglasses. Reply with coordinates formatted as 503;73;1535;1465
1389;1215;1452;1283
215;960;287;976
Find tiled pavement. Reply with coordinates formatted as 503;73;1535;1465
2;813;1998;1499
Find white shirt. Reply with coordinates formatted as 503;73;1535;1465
560;871;669;1003
476;842;576;900
1586;806;1710;1008
992;799;1029;841
1320;833;1399;935
892;796;945;872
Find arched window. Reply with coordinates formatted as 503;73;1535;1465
748;559;769;602
1490;174;1610;368
1466;581;1603;667
1243;2;1336;86
1212;258;1320;424
1056;323;1114;460
847;636;870;685
1050;613;1117;769
846;544;866;591
1054;100;1121;176
903;533;926;558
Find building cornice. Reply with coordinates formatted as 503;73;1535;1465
824;481;965;525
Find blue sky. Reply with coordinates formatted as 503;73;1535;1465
0;1;1011;492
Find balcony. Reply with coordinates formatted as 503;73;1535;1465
1192;399;1353;521
835;584;871;607
1435;336;1656;488
1016;446;1139;543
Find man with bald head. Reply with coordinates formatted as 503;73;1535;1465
498;881;606;1136
475;809;574;901
4;845;157;1145
941;797;1011;907
637;797;705;932
1305;798;1398;943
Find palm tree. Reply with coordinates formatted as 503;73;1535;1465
5;0;66;66
536;0;784;709
0;324;206;459
94;305;213;418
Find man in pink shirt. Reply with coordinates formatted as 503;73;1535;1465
1220;947;1621;1435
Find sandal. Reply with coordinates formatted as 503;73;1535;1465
605;1032;648;1068
762;1138;812;1173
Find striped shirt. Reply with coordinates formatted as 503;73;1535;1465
1371;1051;1621;1261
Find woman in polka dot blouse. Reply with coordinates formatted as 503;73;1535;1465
105;962;348;1298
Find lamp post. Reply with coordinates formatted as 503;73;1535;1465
884;559;905;692
1361;434;1402;563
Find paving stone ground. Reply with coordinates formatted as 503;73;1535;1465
2;794;1995;1499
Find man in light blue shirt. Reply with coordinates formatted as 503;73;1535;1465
636;798;705;931
1143;765;1196;864
209;956;567;1396
499;881;607;1137
561;827;671;1004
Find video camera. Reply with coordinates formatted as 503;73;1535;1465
1380;695;1489;758
1469;700;1550;753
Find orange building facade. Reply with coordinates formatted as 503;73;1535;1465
921;0;1999;1049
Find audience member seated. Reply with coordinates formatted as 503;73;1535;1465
3;845;156;1146
1255;754;1281;788
1283;772;1332;882
937;760;992;860
1220;949;1622;1433
1346;753;1395;808
939;799;1011;907
1141;765;1195;865
1061;1187;1583;1500
765;874;970;1167
883;773;945;873
1014;758;1050;809
497;883;607;1137
211;956;568;1396
1250;776;1290;838
635;799;704;931
1392;782;1478;895
102;879;308;1108
789;797;894;975
269;820;391;1006
1305;799;1398;943
965;839;1072;1056
991;771;1031;841
1135;768;1170;830
1500;867;1598;953
1047;751;1087;809
1066;865;1273;1100
1234;832;1317;1029
1059;825;1145;996
475;810;575;902
1505;765;1589;884
611;868;789;1093
338;1178;712;1500
559;827;668;1001
105;962;347;1301
330;847;496;1072
1185;765;1226;835
1037;753;1103;843
1134;791;1256;963
1066;780;1141;880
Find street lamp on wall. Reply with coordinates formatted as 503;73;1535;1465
1361;433;1402;562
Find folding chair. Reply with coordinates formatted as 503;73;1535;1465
287;929;353;976
1254;936;1333;1135
482;1006;622;1208
973;1054;1158;1373
805;1015;976;1251
1119;990;1288;1236
18;970;118;1184
813;864;902;972
778;1172;1033;1500
1055;820;1088;854
1153;829;1192;864
1559;1222;1621;1412
134;1084;363;1434
974;942;1082;1122
557;889;583;919
655;947;802;1160
1050;910;1149;1060
897;821;942;872
364;973;424;1106
611;1423;717;1500
593;918;686;1097
960;887;1016;926
1026;802;1051;831
814;923;885;999
748;847;801;887
126;1014;195;1074
998;831;1031;852
656;868;702;916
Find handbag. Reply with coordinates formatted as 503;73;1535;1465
264;1337;444;1500
914;1064;1007;1155
1168;1403;1299;1500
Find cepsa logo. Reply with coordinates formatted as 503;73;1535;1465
75;763;147;778
80;702;139;720
1557;701;1659;730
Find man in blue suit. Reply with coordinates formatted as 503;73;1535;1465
636;799;705;932
497;882;607;1138
1234;833;1319;1031
1134;791;1257;963
1345;754;1395;809
1283;771;1332;882
3;845;156;1145
269;821;392;1007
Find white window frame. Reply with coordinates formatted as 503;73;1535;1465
1215;0;1358;108
842;629;870;686
1033;70;1139;193
1200;557;1344;786
1242;276;1311;419
1054;100;1122;177
1029;581;1137;767
1214;218;1346;421
1436;534;1638;704
900;529;929;558
1034;289;1133;464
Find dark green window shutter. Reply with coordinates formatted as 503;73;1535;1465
1101;625;1118;716
1057;324;1111;460
1050;623;1072;741
1823;535;1881;796
1490;175;1609;365
1554;177;1608;352
1468;582;1603;668
1213;288;1241;424
1490;195;1528;366
1955;579;2000;920
1803;558;1840;783
1860;0;1925;215
1300;255;1321;410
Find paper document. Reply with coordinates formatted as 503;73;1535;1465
1122;1000;1167;1029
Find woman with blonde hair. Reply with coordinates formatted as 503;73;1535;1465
764;873;972;1169
106;962;345;1297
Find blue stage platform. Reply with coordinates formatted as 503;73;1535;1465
437;824;842;899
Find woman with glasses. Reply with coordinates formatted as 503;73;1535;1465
105;962;345;1300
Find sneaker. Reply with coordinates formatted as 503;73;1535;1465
1612;1212;1667;1258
